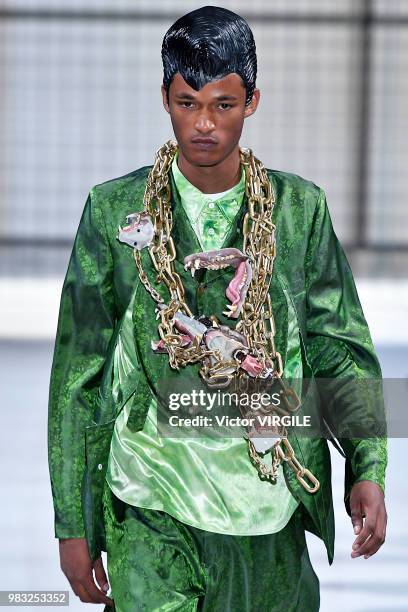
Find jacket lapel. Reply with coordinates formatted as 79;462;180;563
169;168;203;263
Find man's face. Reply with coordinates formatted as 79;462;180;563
161;72;260;167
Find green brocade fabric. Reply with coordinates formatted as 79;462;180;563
102;484;320;612
47;158;388;564
105;158;300;535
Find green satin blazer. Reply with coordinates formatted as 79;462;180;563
47;163;387;566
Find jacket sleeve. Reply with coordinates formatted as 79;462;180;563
304;187;387;514
47;188;116;539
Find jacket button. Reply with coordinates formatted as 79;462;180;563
197;285;206;296
97;463;103;470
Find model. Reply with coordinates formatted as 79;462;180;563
48;6;388;611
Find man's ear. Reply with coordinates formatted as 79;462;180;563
161;84;170;113
244;88;260;118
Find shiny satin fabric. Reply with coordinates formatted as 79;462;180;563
105;278;303;534
102;483;320;612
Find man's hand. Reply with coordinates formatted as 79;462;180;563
59;538;114;606
349;480;387;559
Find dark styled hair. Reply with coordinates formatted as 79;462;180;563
161;5;257;106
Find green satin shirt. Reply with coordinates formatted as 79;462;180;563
105;156;300;535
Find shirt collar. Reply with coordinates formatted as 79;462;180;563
171;150;245;223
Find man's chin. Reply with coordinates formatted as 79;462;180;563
180;147;223;167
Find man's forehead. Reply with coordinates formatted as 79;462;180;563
170;72;245;97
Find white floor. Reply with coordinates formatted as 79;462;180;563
1;278;408;345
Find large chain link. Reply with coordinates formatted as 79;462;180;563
132;139;319;494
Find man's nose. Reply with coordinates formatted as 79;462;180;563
194;112;215;133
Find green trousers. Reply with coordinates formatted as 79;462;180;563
102;483;319;612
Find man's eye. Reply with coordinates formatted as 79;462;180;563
218;103;232;110
180;102;194;108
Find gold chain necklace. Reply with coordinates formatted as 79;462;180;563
124;139;319;494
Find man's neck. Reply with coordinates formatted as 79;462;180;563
177;146;242;194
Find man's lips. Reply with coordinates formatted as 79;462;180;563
191;137;217;143
191;137;218;148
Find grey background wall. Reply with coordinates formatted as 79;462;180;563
1;0;407;276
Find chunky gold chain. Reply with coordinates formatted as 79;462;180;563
132;139;319;494
237;147;281;374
